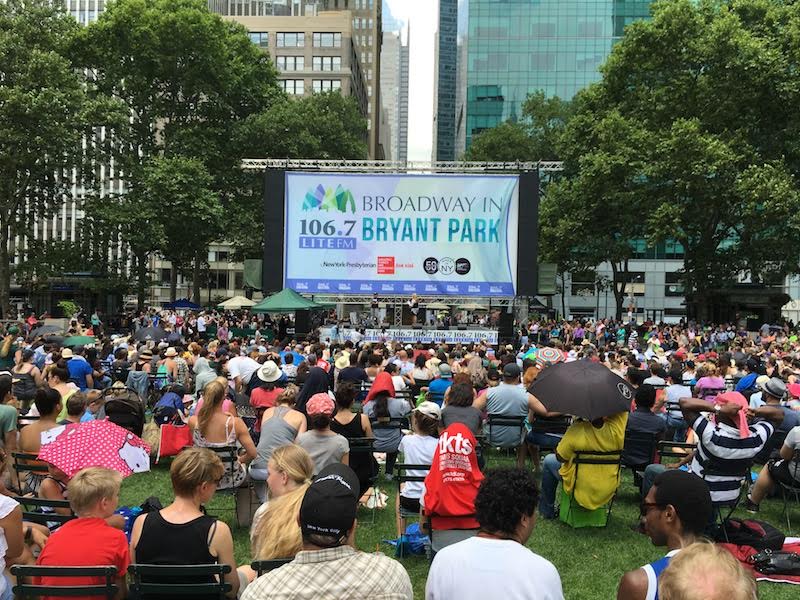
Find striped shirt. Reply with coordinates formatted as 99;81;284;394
691;416;774;503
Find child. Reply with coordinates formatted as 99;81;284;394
58;392;86;425
396;401;441;537
36;467;129;599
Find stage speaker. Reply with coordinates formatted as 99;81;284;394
516;170;540;296
294;310;311;336
498;312;514;342
262;169;285;293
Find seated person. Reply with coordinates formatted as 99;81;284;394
423;423;483;550
441;383;481;436
242;445;313;583
396;402;440;537
642;392;784;503
662;369;691;442
58;392;87;425
18;388;63;494
296;393;349;476
242;464;412;600
130;448;239;599
657;541;756;600
617;470;712;600
330;382;376;499
36;467;129;600
426;468;563;600
539;411;628;519
427;364;453;406
363;372;410;480
623;384;667;466
250;361;285;410
745;423;800;511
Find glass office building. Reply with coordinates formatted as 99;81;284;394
455;0;652;153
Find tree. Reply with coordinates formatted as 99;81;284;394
142;157;223;302
76;0;280;308
540;90;651;319
463;91;571;161
0;0;113;316
229;91;369;258
599;0;800;318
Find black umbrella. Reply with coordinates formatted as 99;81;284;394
133;327;168;342
29;325;62;339
529;361;634;421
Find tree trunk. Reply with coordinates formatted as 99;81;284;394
559;271;567;319
192;252;201;306
0;220;10;319
169;261;178;303
610;262;624;321
136;252;148;311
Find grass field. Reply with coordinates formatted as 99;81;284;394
120;451;800;600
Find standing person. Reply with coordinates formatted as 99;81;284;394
242;464;413;600
130;448;239;599
12;349;42;408
426;468;563;600
617;470;712;600
407;294;420;325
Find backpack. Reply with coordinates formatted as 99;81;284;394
153;391;184;426
714;518;785;551
104;388;146;437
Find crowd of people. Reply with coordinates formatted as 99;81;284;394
0;311;796;598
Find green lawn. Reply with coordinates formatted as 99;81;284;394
120;452;800;600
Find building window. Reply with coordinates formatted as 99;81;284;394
665;272;685;297
160;268;171;285
313;32;342;48
312;56;341;71
276;56;305;71
614;272;646;297
313;79;342;93
276;32;304;48
280;79;305;95
209;270;228;290
570;271;596;296
248;32;269;48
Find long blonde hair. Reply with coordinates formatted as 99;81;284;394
197;380;226;437
251;445;313;560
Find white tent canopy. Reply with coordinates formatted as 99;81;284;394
217;295;257;310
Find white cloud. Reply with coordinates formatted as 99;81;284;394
385;0;435;161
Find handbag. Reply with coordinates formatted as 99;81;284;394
156;423;193;463
748;549;800;575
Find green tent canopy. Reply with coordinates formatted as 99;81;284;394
251;288;324;313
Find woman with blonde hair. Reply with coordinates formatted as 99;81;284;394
247;445;313;570
188;380;257;524
694;361;725;402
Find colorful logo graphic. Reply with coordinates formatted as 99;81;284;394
303;184;356;213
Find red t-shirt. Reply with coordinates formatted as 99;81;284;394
36;517;130;599
250;387;284;410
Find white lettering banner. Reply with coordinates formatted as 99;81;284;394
363;328;498;345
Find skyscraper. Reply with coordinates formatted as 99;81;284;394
453;0;653;155
432;0;457;161
379;28;409;162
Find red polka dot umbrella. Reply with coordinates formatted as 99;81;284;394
38;419;151;479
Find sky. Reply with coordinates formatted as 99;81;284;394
384;0;436;161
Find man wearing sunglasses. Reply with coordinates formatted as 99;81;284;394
617;470;712;600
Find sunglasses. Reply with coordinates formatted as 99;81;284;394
639;501;666;517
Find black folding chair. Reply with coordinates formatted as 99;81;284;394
348;436;379;522
395;462;431;556
205;446;245;527
486;414;527;449
656;440;697;464
701;460;754;541
12;565;118;599
11;451;48;495
561;449;623;527
778;449;800;532
128;563;231;598
621;431;659;491
13;496;75;528
250;558;293;577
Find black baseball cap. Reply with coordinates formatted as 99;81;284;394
502;363;521;378
299;463;360;543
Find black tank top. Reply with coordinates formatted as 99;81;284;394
331;414;375;494
135;511;219;600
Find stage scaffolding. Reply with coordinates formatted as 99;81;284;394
242;159;564;326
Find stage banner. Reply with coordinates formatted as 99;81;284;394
283;172;519;296
363;328;499;345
